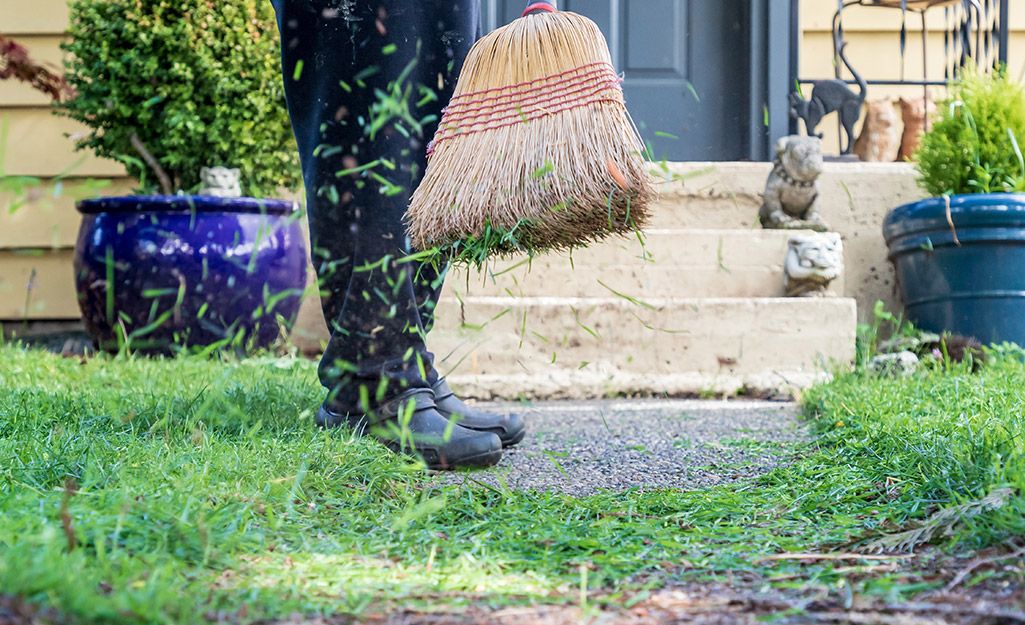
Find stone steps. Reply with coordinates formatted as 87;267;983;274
290;161;916;397
429;295;856;397
446;228;844;299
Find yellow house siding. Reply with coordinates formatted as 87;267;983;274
1;0;129;319
800;2;1025;154
1;0;73;35
0;249;79;319
3;109;128;177
0;179;135;249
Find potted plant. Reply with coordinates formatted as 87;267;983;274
55;0;306;352
882;65;1025;346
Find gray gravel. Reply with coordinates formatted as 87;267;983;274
430;399;807;494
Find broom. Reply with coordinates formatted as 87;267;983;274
406;0;655;263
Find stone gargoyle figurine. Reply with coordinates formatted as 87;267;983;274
198;166;242;198
758;135;828;232
783;232;843;297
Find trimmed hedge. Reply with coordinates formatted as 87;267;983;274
915;66;1025;197
58;0;301;198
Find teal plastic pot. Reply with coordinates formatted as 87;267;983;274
883;193;1025;345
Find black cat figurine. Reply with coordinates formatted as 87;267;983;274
788;43;867;155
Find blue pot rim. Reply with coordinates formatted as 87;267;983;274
883;193;1025;244
76;195;300;216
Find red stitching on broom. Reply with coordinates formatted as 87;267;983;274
427;96;624;154
427;95;624;154
447;61;615;103
426;63;624;154
437;79;621;129
521;3;556;16
443;65;619;114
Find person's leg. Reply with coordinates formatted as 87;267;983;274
272;0;504;467
274;0;477;406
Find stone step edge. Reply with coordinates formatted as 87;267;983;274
627;228;834;235
290;297;859;355
443;296;856;307
443;370;832;401
461;228;843;261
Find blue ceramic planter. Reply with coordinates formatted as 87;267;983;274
74;195;307;352
883;193;1025;345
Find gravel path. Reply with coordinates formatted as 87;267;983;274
431;399;807;494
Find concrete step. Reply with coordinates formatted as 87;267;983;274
647;161;921;229
448;229;844;299
429;295;856;397
645;161;924;319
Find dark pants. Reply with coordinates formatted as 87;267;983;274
271;0;481;410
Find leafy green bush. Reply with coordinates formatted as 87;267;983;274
56;0;300;197
914;65;1025;196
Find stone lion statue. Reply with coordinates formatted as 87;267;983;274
783;232;843;297
759;135;827;231
198;166;242;198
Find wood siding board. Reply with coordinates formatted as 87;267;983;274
0;248;79;319
0;0;70;35
0;109;127;177
0;178;133;248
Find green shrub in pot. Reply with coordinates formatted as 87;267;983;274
56;0;301;196
884;65;1025;347
913;64;1025;197
53;0;309;353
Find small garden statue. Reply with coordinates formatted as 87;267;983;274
197;166;243;198
868;351;921;376
759;135;828;231
787;42;866;155
783;232;843;297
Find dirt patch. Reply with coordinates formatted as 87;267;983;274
0;595;70;625
2;546;1022;625
273;546;1025;625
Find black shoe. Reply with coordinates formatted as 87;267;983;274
316;388;503;470
431;378;526;448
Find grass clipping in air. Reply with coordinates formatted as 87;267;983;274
406;10;655;265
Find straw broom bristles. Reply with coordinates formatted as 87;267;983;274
406;9;655;260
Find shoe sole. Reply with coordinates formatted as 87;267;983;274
437;417;526;448
430;447;503;470
502;427;526;448
317;406;503;470
464;423;526;448
315;407;367;431
381;439;504;471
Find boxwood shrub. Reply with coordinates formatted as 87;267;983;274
914;66;1025;197
57;0;300;198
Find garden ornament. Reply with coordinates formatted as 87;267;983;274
897;94;935;161
868;351;921;376
783;232;843;297
852;98;900;162
787;42;866;155
198;166;242;198
758;135;828;232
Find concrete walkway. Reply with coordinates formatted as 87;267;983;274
431;399;806;494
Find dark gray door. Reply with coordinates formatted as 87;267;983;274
481;0;756;161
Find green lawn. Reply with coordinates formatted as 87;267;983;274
1;343;1023;623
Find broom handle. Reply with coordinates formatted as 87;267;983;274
522;1;556;16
